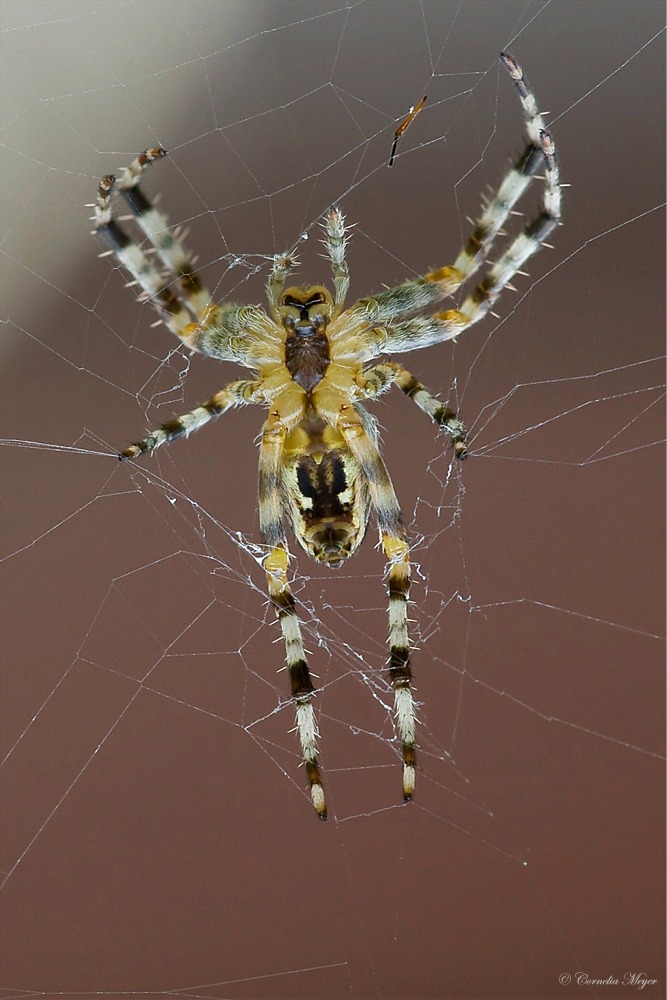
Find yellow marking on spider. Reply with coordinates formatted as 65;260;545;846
383;535;409;563
435;308;469;327
265;546;289;579
425;265;463;286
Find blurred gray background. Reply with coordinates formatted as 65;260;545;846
1;1;665;997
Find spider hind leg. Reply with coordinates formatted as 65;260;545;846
385;534;417;801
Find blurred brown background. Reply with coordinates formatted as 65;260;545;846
1;2;665;998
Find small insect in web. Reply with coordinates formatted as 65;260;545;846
93;52;561;819
388;93;428;167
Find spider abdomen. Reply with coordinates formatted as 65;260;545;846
283;419;368;567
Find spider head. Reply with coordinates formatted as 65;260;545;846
279;286;333;335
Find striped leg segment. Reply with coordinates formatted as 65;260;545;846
452;52;558;286
336;404;417;800
119;379;262;460
94;149;230;354
451;128;560;327
384;534;416;800
444;53;561;329
259;411;327;819
361;362;468;459
94;175;195;340
116;146;212;318
265;546;326;819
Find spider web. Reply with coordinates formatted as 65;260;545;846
1;1;665;997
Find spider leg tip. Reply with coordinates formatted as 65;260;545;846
311;784;328;820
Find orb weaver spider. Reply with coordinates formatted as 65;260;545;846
94;52;561;818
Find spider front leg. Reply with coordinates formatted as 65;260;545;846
115;146;212;319
361;361;468;459
259;408;327;819
95;154;271;361
95;174;196;340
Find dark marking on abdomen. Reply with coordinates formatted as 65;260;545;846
296;452;350;521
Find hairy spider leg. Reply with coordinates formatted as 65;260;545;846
361;361;468;458
318;391;417;801
95;174;196;343
259;406;328;819
116;146;212;319
321;207;350;312
350;51;560;354
119;380;262;460
445;129;560;330
95;150;274;360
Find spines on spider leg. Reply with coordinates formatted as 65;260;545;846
116;145;210;317
451;144;543;283
321;206;350;308
119;380;259;460
537;130;562;230
94;174;194;334
264;546;327;820
452;53;553;285
500;52;544;147
449;128;561;328
384;534;417;801
383;363;468;460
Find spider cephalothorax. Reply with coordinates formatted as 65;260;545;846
280;286;334;392
94;52;561;819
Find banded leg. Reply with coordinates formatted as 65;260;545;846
450;129;560;328
335;403;417;800
116;146;211;318
351;51;560;342
96;173;256;358
119;379;262;460
452;52;558;286
361;362;468;459
259;410;327;819
95;175;196;341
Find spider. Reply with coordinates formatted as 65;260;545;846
93;52;560;819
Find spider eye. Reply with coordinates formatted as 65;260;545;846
283;314;296;330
